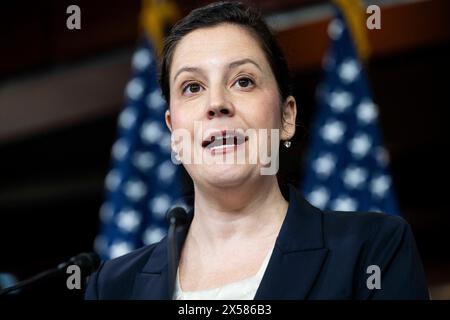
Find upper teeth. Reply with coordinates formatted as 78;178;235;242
205;134;245;148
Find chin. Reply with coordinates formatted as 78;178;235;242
199;164;256;188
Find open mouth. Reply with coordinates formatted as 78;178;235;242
201;130;249;152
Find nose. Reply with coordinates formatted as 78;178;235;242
205;87;235;120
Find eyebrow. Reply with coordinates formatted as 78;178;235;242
173;58;262;82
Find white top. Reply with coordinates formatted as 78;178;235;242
173;246;274;300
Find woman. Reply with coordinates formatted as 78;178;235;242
86;1;429;300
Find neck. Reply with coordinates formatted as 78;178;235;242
189;177;288;250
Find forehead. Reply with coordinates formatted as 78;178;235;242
170;23;268;79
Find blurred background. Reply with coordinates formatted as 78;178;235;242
0;0;449;299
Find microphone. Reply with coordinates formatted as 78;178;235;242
167;206;188;227
0;252;100;296
57;252;100;274
166;207;188;299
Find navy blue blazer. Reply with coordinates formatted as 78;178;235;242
85;184;429;299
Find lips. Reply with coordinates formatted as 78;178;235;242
201;129;248;149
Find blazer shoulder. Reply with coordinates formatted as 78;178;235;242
319;211;428;299
85;241;162;299
102;242;160;276
321;210;410;245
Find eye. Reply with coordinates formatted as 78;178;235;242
234;77;254;89
182;82;202;95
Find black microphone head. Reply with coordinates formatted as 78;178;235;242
69;252;101;275
166;207;188;226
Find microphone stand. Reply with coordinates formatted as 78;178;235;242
166;207;188;300
167;219;179;299
0;267;62;296
0;252;100;296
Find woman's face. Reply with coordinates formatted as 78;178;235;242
165;23;296;189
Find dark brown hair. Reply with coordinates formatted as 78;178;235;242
158;1;293;105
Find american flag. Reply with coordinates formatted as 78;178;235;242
94;38;190;260
302;9;399;215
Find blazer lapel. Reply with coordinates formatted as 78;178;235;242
254;185;329;299
254;247;329;299
131;209;193;300
131;238;170;299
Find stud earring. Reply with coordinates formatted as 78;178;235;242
284;140;291;148
171;146;181;162
171;150;181;163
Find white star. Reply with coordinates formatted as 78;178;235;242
118;107;137;129
126;78;145;100
149;194;172;219
112;139;129;160
124;179;147;201
142;227;166;245
146;89;166;111
141;121;164;144
338;59;360;83
99;202;114;222
313;153;336;178
105;169;121;191
133;151;156;171
370;175;391;198
109;241;134;259
116;208;141;233
321;120;346;144
331;196;358;211
348;133;372;159
328;19;344;40
356;99;378;124
328;90;353;112
157;160;177;183
132;48;153;70
342;166;368;189
307;187;330;210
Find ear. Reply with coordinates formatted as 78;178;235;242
280;95;297;141
165;109;173;133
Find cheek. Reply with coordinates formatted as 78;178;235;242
169;114;185;130
168;105;198;157
242;90;282;129
169;102;194;131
